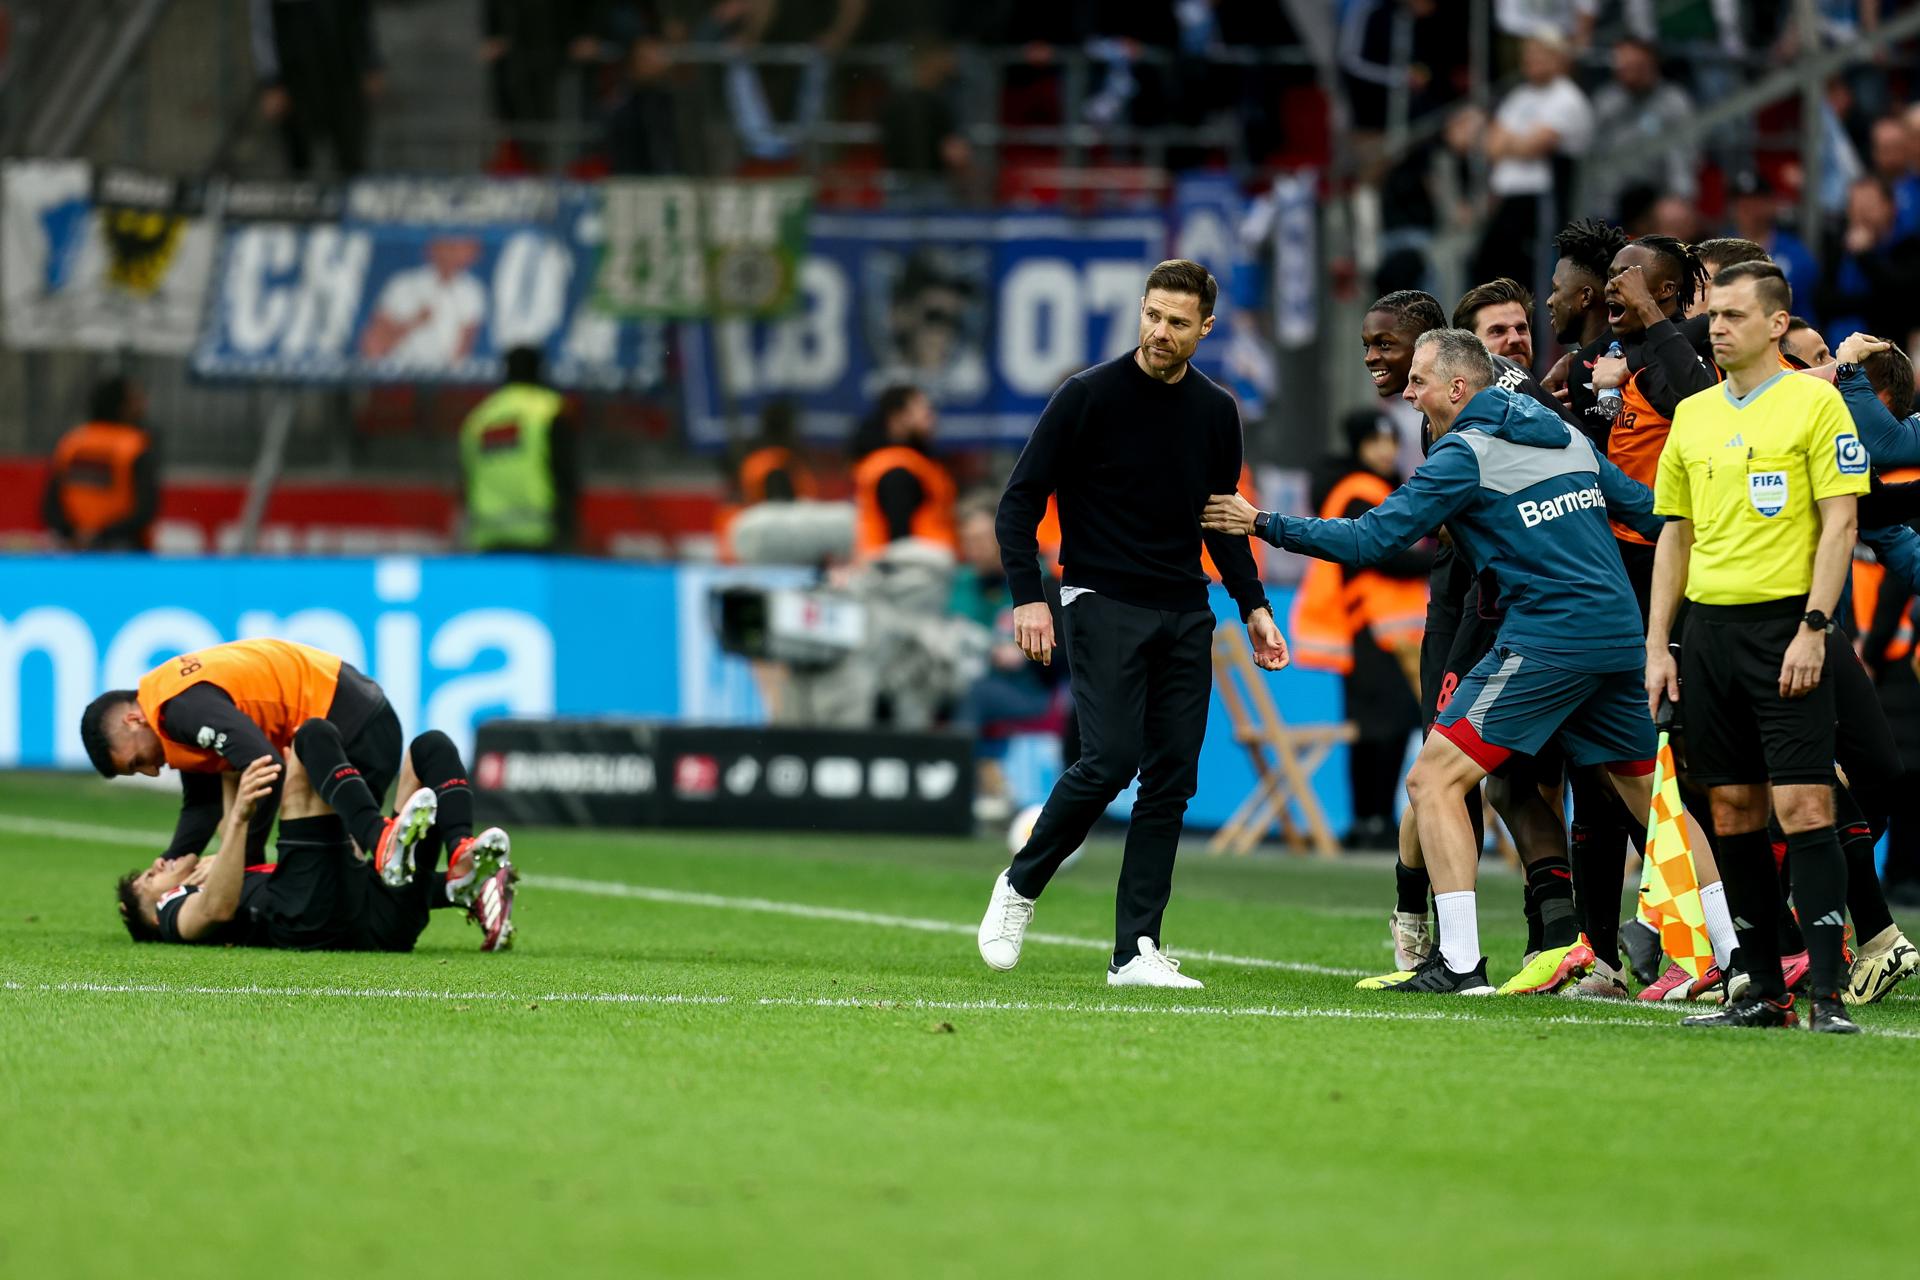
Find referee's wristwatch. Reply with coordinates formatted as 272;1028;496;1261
1803;608;1835;634
1252;510;1275;541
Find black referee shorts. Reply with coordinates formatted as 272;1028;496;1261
1679;598;1836;789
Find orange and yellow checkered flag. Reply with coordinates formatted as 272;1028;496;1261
1636;732;1714;980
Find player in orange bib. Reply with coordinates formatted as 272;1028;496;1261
80;638;518;950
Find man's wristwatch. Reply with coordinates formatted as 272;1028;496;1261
1252;510;1274;541
1803;609;1834;633
1836;362;1863;381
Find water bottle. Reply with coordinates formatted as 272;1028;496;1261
1595;341;1625;418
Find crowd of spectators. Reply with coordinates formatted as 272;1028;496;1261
1353;2;1920;350
457;1;1321;188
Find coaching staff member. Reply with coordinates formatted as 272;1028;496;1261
1645;260;1870;1034
975;259;1287;988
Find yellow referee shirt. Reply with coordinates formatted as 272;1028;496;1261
1654;371;1869;605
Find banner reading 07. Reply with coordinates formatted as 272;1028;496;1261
679;212;1163;449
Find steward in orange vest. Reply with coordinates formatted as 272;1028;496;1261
717;402;821;561
1290;437;1429;675
1290;414;1430;845
41;376;158;551
851;385;957;556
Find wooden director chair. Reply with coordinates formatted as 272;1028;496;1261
1208;626;1357;857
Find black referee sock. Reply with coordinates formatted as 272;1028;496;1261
293;719;388;855
1394;858;1431;915
1525;855;1578;950
408;730;474;849
1718;828;1788;999
1786;826;1849;1000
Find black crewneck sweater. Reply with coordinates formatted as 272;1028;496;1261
996;350;1269;621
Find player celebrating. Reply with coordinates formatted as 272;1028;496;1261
1541;218;1626;418
116;754;518;952
79;638;511;945
1452;278;1535;368
1205;329;1709;994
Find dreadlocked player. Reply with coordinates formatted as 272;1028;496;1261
1542;219;1627;422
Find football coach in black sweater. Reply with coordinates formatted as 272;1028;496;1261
976;258;1288;988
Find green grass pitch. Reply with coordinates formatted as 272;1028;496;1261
2;771;1917;1279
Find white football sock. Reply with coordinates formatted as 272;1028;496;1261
1435;891;1480;973
1699;880;1736;969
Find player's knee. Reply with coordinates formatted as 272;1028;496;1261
292;717;341;756
1405;756;1461;807
1775;786;1834;834
1482;774;1514;816
1708;787;1767;835
408;728;459;775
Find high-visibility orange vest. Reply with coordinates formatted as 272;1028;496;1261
50;421;150;546
853;445;957;556
1200;462;1267;579
717;446;822;563
1288;471;1427;674
135;639;344;773
1036;496;1064;577
738;446;816;504
1607;346;1794;544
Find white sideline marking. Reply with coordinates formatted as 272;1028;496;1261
7;980;1917;1039
522;874;1368;977
0;815;157;847
0;813;1368;978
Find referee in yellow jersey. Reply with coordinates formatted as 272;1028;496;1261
1644;260;1869;1034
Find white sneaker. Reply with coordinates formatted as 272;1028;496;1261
1389;911;1434;971
1107;938;1204;989
977;870;1036;971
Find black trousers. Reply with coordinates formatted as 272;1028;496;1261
1007;593;1214;961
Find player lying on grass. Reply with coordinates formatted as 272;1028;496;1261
115;753;519;951
1205;328;1713;997
80;638;481;890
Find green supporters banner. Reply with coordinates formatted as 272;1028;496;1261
594;178;811;319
